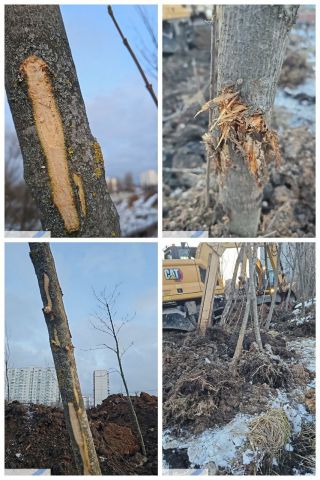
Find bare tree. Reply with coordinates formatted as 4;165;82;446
202;5;299;236
5;5;120;237
231;249;251;365
220;245;244;325
265;243;282;329
250;244;263;350
29;243;101;475
231;244;264;364
284;244;297;311
90;288;147;457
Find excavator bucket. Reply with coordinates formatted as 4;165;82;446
163;307;196;332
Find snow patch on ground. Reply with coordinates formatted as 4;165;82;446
287;338;315;373
270;390;313;435
163;414;253;474
111;190;157;236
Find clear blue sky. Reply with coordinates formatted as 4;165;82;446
5;242;158;398
5;4;158;181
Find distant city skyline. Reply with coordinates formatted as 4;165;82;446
6;367;60;406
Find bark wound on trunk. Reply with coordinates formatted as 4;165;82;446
6;5;120;237
204;5;299;236
20;55;80;233
29;243;101;475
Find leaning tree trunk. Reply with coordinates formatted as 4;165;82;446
265;243;282;330
220;245;244;325
249;244;263;350
6;6;120;237
231;246;252;364
208;5;299;236
29;243;101;475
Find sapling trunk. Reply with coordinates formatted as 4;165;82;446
105;304;147;457
265;244;282;329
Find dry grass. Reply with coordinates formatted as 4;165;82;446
248;408;291;457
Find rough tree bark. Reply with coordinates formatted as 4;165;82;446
265;243;281;329
6;6;120;237
29;243;101;475
209;5;299;236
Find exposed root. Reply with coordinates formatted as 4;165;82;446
197;87;281;186
239;351;293;388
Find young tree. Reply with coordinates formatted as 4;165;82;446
29;243;101;475
284;244;297;312
250;244;263;350
220;245;244;325
205;5;299;236
265;243;282;329
231;244;263;364
5;5;120;237
90;289;147;457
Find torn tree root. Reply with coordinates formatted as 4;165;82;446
197;88;281;236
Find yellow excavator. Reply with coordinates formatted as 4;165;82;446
163;243;296;331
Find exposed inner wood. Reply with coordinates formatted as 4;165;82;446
68;402;91;474
43;273;52;314
73;173;87;216
20;55;80;232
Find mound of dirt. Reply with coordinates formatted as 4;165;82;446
238;351;293;388
5;392;157;475
163;326;297;435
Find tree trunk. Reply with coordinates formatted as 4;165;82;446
211;5;298;236
197;249;220;336
117;351;147;457
6;6;120;237
285;245;297;311
249;244;263;350
220;245;244;325
297;244;306;317
265;243;281;329
29;243;101;475
231;246;251;364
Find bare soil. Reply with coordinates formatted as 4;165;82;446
5;392;158;475
163;305;315;474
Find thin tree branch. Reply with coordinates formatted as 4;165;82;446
107;5;158;107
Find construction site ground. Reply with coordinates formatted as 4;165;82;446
163;302;315;475
5;392;157;475
163;6;315;237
